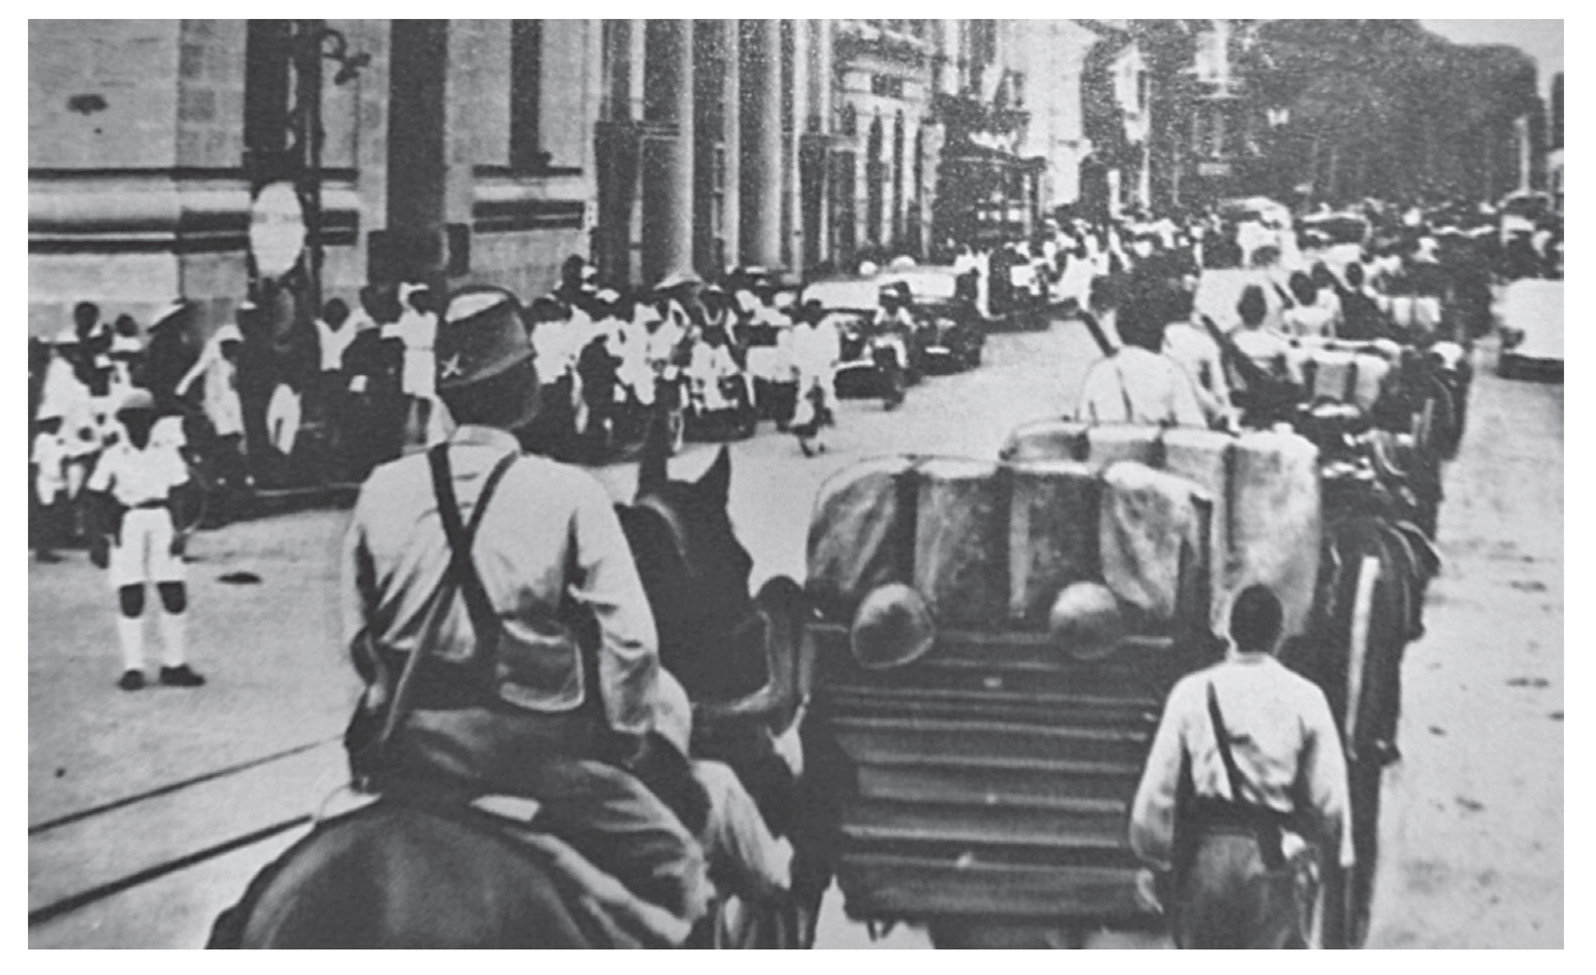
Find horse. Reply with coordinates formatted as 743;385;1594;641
1280;480;1438;949
615;417;824;947
207;419;799;948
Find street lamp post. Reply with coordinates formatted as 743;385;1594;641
284;21;369;316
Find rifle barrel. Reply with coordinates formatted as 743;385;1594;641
1080;312;1116;357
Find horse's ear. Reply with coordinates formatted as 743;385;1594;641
698;446;731;506
637;412;670;499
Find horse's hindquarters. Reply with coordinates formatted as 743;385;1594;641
226;803;621;948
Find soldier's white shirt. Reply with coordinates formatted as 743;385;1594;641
1163;320;1231;422
87;438;189;508
1076;346;1207;428
1129;654;1354;870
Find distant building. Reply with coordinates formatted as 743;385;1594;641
1547;72;1563;207
29;19;1094;339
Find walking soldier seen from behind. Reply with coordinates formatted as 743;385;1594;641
1129;584;1353;948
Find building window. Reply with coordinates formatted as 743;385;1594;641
871;75;904;99
244;20;294;173
510;20;544;171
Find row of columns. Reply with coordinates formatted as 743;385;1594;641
854;110;927;254
639;19;831;283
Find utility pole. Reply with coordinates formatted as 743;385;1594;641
294;19;326;316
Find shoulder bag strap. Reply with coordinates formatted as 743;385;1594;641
1113;355;1139;422
1207;681;1287;869
1206;681;1249;805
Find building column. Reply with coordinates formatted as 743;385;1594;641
740;19;783;268
943;19;963;95
788;21;809;268
805;19;832;270
641;19;694;284
720;21;741;273
902;119;921;254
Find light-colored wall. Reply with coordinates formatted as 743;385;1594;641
30;20;181;169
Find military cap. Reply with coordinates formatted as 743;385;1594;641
435;286;535;391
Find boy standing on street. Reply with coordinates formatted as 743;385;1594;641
85;390;205;691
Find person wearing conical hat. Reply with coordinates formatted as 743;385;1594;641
339;286;708;935
85;389;205;691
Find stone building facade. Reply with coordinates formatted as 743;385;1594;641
30;19;1092;340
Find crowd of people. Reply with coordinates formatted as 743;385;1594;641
30;191;1550;561
1052;193;1547;432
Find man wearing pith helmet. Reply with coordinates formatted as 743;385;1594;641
339;285;707;929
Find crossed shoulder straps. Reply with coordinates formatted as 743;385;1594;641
427;444;522;647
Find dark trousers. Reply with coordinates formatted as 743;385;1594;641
1173;829;1310;949
32;491;65;553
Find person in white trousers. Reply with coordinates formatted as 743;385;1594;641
86;390;205;691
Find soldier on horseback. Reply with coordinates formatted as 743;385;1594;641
1129;585;1354;948
339;285;710;934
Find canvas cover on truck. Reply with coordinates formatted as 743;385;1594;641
803;456;1215;925
999;420;1322;639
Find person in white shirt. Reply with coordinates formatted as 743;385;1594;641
176;321;248;485
32;408;70;561
41;331;101;505
788;299;841;452
1228;285;1299;384
1130;585;1351;948
1160;288;1232;428
86;390;205;691
1076;287;1207;428
394;283;445;447
687;327;745;413
1280;272;1337;340
614;296;661;408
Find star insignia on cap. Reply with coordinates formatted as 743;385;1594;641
440;353;464;380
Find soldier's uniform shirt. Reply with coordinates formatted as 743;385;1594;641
1077;347;1207;428
88;438;190;589
1162;320;1231;422
1129;653;1354;871
1283;302;1337;340
342;424;659;735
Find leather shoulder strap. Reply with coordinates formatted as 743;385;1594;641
428;445;521;643
1206;681;1250;805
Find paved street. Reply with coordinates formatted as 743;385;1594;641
28;317;1562;948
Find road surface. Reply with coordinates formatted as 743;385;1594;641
29;315;1563;948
